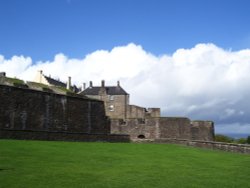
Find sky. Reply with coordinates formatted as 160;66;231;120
1;0;250;136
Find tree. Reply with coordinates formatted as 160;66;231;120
247;136;250;144
236;138;247;144
215;134;234;143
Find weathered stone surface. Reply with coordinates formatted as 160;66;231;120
111;117;214;141
0;84;109;134
0;129;130;142
191;121;215;141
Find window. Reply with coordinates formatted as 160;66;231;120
138;118;145;124
119;119;126;125
109;95;114;101
109;105;114;111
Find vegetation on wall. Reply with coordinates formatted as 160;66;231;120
5;77;25;85
247;136;250;144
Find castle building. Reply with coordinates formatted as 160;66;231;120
34;70;79;92
0;72;215;142
80;80;129;119
80;80;160;119
80;80;214;141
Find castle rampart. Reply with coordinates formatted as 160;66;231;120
0;84;110;134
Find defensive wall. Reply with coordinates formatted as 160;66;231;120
111;118;214;141
126;105;161;119
0;84;129;142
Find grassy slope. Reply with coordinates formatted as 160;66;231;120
0;140;249;188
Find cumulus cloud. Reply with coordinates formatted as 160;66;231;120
1;43;250;134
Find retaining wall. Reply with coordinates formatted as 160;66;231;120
155;138;250;154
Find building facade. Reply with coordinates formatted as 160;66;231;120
80;80;160;119
80;80;214;141
34;70;79;92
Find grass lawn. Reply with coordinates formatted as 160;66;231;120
0;139;249;188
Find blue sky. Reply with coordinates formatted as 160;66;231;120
1;0;250;136
1;0;250;61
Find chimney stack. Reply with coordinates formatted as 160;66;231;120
117;81;120;87
0;72;6;77
38;70;43;83
101;80;105;87
89;81;93;88
82;83;86;91
67;76;71;90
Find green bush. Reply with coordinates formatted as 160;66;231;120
247;136;250;144
236;138;247;144
214;134;234;143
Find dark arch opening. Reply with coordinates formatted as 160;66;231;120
137;135;145;139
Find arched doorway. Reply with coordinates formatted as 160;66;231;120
137;135;145;139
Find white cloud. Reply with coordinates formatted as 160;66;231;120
1;43;250;134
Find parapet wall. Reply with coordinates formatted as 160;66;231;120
191;121;215;141
158;117;191;139
155;138;250;154
126;105;161;119
0;84;110;134
127;105;146;118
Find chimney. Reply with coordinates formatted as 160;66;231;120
38;70;43;83
101;80;105;87
117;81;120;87
89;81;93;88
67;76;71;90
0;72;6;77
82;83;86;91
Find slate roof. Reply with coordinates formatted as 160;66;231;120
44;75;66;88
81;86;128;95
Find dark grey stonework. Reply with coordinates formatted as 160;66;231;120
0;84;129;142
0;129;130;142
0;83;214;143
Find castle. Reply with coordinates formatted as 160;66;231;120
79;80;214;141
0;71;214;142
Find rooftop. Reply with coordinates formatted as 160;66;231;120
80;80;128;95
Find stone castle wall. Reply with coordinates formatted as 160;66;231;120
191;121;215;141
155;138;250;154
126;106;161;119
0;84;110;134
0;82;214;143
111;117;214;141
127;105;146;118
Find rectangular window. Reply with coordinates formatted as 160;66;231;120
109;95;114;101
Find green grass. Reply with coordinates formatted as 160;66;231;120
0;140;249;188
5;77;25;85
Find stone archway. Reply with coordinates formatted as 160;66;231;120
137;134;145;139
